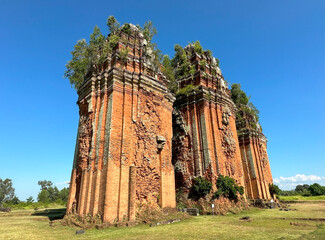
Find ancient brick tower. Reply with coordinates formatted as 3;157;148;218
237;111;273;200
67;25;176;223
172;44;245;191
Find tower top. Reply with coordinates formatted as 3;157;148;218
172;42;229;96
77;22;173;101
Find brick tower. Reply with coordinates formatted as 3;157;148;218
67;24;176;223
237;111;273;200
172;44;245;192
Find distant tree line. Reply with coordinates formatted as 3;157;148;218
0;178;69;209
269;183;325;197
37;180;69;204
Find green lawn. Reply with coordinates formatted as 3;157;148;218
0;201;324;240
278;195;325;201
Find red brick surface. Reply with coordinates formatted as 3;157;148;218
67;32;274;223
67;30;176;223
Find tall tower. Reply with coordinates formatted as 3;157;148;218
172;44;245;192
237;110;273;200
67;24;176;223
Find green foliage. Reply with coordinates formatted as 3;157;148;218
37;189;51;203
308;183;325;196
193;40;203;55
189;64;196;76
37;180;69;203
215;58;220;67
301;189;312;196
64;25;112;90
65;16;164;91
235;111;245;130
106;16;120;34
5;196;20;205
230;84;249;106
278;190;300;196
295;184;310;192
247;102;260;122
237;186;245;195
213;175;244;201
249;121;257;129
269;184;281;197
199;60;206;71
206;50;212;58
121;23;131;35
26;196;34;203
162;55;177;94
150;42;163;72
0;178;16;206
278;195;325;201
172;45;188;66
108;34;119;49
2;201;64;210
176;84;198;96
242;106;259;123
88;26;107;68
38;180;53;190
231;83;260;127
172;44;190;79
64;39;89;90
119;48;129;63
206;92;212;101
170;42;217;84
191;177;212;198
58;188;69;202
141;20;157;42
275;183;325;197
211;68;216;76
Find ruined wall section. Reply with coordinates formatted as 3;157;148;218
237;111;273;200
173;45;245;193
67;26;176;223
238;130;273;200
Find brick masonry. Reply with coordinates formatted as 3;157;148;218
172;47;245;192
67;28;274;223
171;44;273;200
238;129;273;200
67;28;176;223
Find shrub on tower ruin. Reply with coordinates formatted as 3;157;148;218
191;177;212;199
213;175;244;201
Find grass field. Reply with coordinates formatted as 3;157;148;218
0;201;324;240
278;195;325;201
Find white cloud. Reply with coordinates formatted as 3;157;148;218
273;174;325;190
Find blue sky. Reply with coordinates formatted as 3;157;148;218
0;0;324;200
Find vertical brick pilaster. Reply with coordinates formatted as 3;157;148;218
128;166;136;221
77;170;87;215
67;169;77;213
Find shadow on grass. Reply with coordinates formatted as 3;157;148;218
32;208;66;221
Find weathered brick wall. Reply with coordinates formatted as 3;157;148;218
67;27;176;223
239;130;273;200
67;33;275;224
172;44;273;200
173;89;245;192
172;46;245;193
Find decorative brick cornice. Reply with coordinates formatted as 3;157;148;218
238;129;267;145
174;85;236;114
77;67;174;104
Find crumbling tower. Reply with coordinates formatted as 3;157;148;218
67;24;176;223
237;111;273;200
172;44;245;192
